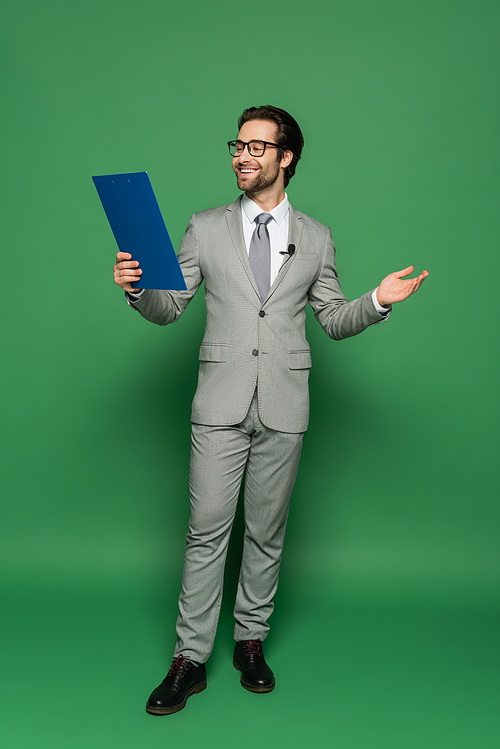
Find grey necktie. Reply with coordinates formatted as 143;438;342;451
249;212;273;301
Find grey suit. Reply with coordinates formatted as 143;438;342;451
130;196;387;660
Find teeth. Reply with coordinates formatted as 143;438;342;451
241;169;256;173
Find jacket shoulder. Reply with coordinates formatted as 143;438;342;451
293;208;330;233
291;207;332;245
191;197;241;223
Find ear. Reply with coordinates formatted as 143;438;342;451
280;150;293;169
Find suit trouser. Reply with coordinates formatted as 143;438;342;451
173;391;304;663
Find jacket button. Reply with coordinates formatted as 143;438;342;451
252;349;259;356
259;310;266;317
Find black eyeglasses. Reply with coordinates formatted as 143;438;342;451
227;140;282;157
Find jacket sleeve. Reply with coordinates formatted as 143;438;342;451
127;214;203;326
307;227;390;340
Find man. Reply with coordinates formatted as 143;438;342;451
113;105;428;715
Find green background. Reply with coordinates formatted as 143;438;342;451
2;0;499;746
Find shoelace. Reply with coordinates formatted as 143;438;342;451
241;640;263;656
167;654;191;677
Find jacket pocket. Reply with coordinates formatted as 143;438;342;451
288;350;312;369
198;343;229;362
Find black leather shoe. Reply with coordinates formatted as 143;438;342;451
146;655;207;715
233;640;275;693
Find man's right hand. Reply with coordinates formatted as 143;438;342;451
113;252;143;293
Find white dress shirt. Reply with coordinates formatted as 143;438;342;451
241;193;290;286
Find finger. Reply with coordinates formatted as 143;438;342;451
408;271;428;295
114;267;142;285
394;266;415;279
115;270;142;282
413;271;429;288
116;252;132;262
113;260;141;271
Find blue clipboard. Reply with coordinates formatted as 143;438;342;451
92;171;187;291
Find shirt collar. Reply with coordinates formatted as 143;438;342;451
241;193;289;226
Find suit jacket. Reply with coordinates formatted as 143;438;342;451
130;196;387;433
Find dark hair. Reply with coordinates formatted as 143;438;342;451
237;105;304;188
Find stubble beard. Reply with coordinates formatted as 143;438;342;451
236;159;281;197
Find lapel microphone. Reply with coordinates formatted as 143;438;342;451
279;244;296;256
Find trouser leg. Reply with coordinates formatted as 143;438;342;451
173;419;251;663
233;398;304;642
173;395;304;660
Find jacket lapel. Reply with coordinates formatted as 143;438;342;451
264;204;303;303
225;197;261;299
226;198;304;304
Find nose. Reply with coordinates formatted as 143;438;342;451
238;144;252;161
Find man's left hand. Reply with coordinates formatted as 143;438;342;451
376;266;429;308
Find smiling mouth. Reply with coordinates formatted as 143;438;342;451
239;168;258;176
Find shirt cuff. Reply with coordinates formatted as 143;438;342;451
372;288;390;315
